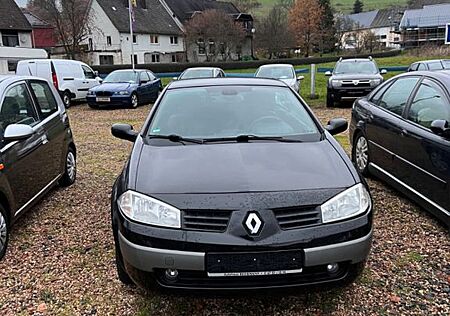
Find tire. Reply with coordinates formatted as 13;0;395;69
62;91;71;108
352;133;370;176
326;91;334;108
116;248;134;285
0;205;10;261
59;147;77;187
130;93;138;109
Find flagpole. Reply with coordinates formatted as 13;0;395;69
128;0;135;70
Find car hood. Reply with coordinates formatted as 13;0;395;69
331;74;382;81
91;82;135;91
134;140;355;194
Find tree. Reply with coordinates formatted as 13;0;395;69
361;31;380;53
353;0;364;14
256;5;294;58
27;0;92;59
185;10;246;62
334;14;355;52
233;0;261;12
317;0;336;53
288;0;324;57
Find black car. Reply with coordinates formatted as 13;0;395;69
350;71;450;226
326;58;386;107
110;78;373;291
408;59;450;72
0;76;77;260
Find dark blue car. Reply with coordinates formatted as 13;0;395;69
87;69;162;109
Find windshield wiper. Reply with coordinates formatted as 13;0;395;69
148;134;204;144
203;135;303;143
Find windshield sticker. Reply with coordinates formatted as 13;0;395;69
152;128;161;133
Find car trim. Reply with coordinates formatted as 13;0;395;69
369;140;446;185
14;174;61;217
370;163;450;217
0;141;18;153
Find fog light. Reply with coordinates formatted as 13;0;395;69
326;263;339;274
165;269;178;281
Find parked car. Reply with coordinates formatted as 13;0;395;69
87;69;162;109
350;71;450;227
175;67;225;80
16;59;101;108
326;57;386;108
110;78;373;291
408;59;450;72
0;76;77;260
255;64;304;92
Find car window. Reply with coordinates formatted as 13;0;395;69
409;63;418;71
29;81;59;119
148;86;320;141
378;77;419;116
334;61;378;75
417;63;427;71
407;79;450;129
0;83;39;135
443;60;450;69
82;65;96;79
140;72;150;82
427;62;443;71
147;72;156;81
370;81;392;104
256;67;295;79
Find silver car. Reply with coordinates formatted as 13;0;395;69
255;64;304;92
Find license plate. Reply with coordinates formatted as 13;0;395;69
206;250;303;277
96;97;110;102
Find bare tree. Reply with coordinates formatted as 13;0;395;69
335;14;355;52
28;0;92;59
361;31;380;53
255;5;294;58
185;10;246;62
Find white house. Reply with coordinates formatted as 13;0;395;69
83;0;185;65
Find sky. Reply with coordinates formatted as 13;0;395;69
15;0;27;7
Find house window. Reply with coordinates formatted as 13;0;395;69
132;54;138;64
133;35;137;44
99;55;114;65
150;35;159;44
2;31;19;47
209;40;215;54
88;38;93;50
380;35;387;39
107;36;112;46
7;60;17;72
171;55;177;63
170;36;178;45
198;38;205;55
151;54;160;63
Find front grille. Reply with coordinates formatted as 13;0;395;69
96;91;113;96
341;80;371;88
182;210;232;232
272;206;321;230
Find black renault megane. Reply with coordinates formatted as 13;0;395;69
110;78;373;290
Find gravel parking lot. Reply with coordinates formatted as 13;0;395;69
0;104;448;316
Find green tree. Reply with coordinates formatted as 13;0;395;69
317;0;336;53
353;0;364;13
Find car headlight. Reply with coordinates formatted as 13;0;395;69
370;79;381;87
331;79;341;87
115;90;130;95
321;184;370;223
117;191;181;228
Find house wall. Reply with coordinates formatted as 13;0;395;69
342;27;400;50
187;37;252;62
32;28;55;48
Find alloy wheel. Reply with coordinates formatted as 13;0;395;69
355;136;369;172
66;151;76;182
131;94;138;108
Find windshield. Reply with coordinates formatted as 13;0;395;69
180;69;214;79
443;60;450;69
256;67;295;79
147;86;320;141
104;71;138;83
334;61;378;75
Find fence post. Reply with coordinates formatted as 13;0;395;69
310;64;316;99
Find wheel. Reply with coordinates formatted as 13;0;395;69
59;147;77;187
326;91;334;108
62;91;71;108
352;133;370;176
0;205;10;261
116;248;134;285
130;93;138;109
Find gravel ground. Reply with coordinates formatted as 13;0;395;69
0;104;448;316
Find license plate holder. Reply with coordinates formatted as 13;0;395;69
96;97;110;102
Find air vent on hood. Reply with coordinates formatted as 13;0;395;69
272;206;321;230
182;210;232;232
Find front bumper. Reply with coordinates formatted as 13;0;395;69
86;95;131;107
328;87;374;100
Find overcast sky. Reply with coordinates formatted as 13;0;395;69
15;0;27;7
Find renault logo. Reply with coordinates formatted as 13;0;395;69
244;212;263;235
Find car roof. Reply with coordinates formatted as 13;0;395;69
167;78;287;89
258;64;294;68
339;58;373;63
414;59;447;64
394;70;450;89
185;67;220;71
112;69;148;72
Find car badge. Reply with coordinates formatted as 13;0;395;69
353;80;359;85
244;212;263;235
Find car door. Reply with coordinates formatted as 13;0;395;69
0;82;49;212
28;80;65;180
147;71;161;101
395;78;450;209
137;71;151;103
365;77;420;175
81;65;99;98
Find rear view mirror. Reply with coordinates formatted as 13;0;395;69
325;71;332;76
297;75;305;80
112;123;138;142
430;120;450;138
380;69;387;74
325;118;348;135
4;124;34;142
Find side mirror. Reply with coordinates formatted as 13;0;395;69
430;120;450;138
96;77;103;83
111;123;138;142
380;69;387;74
4;124;34;142
94;70;99;76
325;118;348;135
325;71;332;76
297;75;305;80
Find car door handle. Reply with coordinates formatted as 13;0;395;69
367;114;374;123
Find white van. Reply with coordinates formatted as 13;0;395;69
16;59;101;107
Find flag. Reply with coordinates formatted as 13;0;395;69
130;0;137;23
